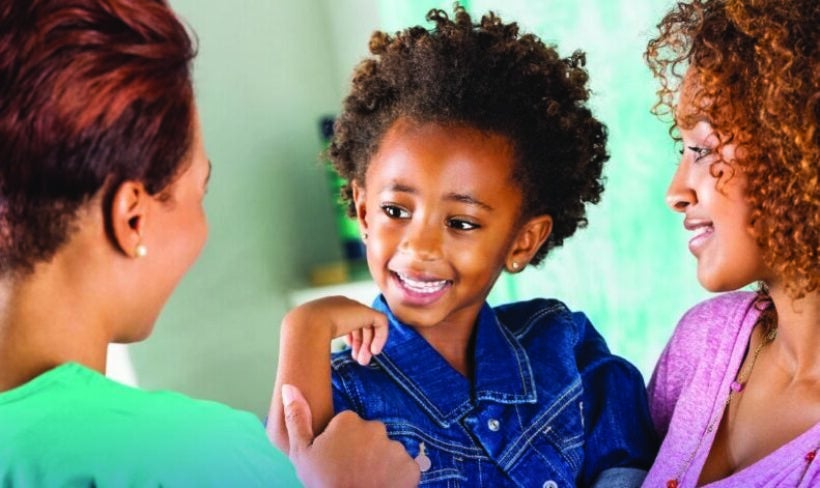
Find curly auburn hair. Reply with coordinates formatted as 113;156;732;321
329;6;608;265
645;0;819;298
0;0;196;276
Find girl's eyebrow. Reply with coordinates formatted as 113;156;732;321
445;192;493;211
385;182;415;194
383;183;493;210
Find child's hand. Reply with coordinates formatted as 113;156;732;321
292;295;388;366
346;328;379;366
270;295;389;452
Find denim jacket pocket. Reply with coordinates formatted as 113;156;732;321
496;395;585;487
539;401;585;472
387;422;473;487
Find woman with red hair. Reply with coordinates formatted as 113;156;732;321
644;0;818;485
0;1;418;486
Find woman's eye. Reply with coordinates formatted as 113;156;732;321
447;218;479;231
688;145;712;162
381;204;409;219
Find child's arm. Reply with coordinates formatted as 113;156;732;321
573;313;658;487
267;296;388;454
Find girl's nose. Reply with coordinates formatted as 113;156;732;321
400;220;442;261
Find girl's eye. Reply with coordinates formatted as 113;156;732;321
447;218;480;231
381;204;410;219
687;145;712;162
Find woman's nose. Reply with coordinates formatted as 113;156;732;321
665;159;696;213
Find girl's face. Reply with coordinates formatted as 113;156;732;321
353;118;550;331
666;75;771;291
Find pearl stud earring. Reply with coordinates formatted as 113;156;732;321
134;243;148;258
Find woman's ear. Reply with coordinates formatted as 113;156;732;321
109;181;150;258
351;180;369;242
505;215;552;273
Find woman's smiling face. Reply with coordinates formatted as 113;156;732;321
665;72;772;292
353;118;547;331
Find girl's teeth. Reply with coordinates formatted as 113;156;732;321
397;273;447;293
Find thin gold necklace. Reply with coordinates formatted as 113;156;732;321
666;325;777;488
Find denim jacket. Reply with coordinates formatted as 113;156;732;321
331;297;658;487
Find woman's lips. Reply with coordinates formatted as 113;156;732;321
685;219;714;256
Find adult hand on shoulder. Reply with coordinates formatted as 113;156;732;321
283;384;420;488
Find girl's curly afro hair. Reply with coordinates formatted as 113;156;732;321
329;6;608;265
646;0;819;298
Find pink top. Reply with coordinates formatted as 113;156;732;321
643;292;820;487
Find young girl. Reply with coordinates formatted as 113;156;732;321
270;7;657;487
642;0;819;486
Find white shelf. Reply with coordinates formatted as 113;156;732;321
288;280;379;307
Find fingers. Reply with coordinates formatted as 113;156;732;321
324;410;388;439
351;312;388;365
330;302;388;366
387;440;422;488
348;330;362;362
312;412;420;488
357;326;374;365
282;384;314;456
329;413;420;488
369;313;389;356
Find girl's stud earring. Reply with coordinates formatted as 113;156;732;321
511;262;519;270
134;243;148;258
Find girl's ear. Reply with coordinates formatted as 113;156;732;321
109;181;151;258
351;180;369;240
505;214;552;273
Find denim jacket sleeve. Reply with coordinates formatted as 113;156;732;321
573;312;659;487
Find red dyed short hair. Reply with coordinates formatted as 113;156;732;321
0;0;196;274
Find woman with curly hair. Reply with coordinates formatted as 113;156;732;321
269;6;658;487
0;1;420;486
643;0;819;485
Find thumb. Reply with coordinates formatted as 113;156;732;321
282;384;314;455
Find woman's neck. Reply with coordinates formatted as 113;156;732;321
0;270;109;391
766;284;820;378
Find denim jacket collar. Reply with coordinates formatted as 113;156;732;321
371;296;537;428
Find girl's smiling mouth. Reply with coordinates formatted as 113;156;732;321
391;271;453;305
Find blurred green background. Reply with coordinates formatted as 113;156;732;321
131;0;709;417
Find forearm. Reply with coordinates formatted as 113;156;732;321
581;359;658;483
268;306;336;453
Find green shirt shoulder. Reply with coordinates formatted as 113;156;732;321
0;363;300;487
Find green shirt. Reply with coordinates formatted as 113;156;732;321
0;363;300;487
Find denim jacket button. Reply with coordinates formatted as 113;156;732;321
542;481;558;488
487;419;500;431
